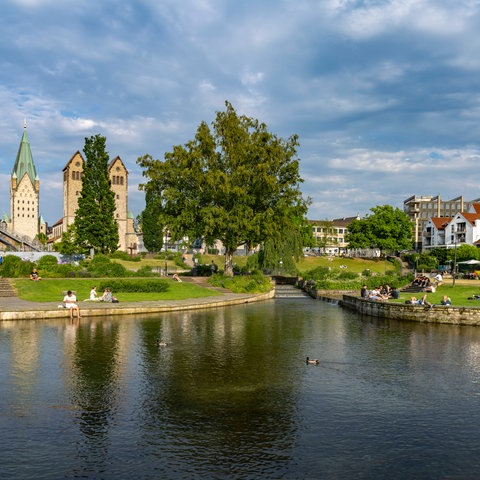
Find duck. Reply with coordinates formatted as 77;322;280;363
306;356;319;365
156;339;168;347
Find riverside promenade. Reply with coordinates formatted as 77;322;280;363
0;279;275;321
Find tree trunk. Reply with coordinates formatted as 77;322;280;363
224;251;234;277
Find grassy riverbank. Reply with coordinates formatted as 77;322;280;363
13;278;222;303
393;282;480;306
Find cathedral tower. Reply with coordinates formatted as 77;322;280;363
10;123;40;241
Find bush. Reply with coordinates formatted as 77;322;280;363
337;271;358;280
110;251;141;262
37;255;59;268
87;257;130;277
0;256;33;278
209;272;272;293
136;265;155;277
97;279;169;293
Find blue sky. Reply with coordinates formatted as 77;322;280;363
2;0;480;225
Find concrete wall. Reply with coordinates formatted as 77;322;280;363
341;295;480;326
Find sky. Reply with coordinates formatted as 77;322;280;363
2;0;480;225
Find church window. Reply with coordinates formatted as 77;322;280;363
120;176;124;185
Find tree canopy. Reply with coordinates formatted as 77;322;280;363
345;205;413;252
138;101;309;275
140;189;164;252
74;134;119;254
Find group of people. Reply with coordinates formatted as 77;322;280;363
412;275;431;288
361;284;400;302
408;294;451;306
62;286;119;322
87;286;118;303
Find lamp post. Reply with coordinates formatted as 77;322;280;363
164;231;168;276
452;227;457;287
279;259;283;275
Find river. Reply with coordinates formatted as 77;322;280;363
1;298;480;479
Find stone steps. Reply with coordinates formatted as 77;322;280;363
0;278;16;297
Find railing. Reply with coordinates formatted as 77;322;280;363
0;224;42;251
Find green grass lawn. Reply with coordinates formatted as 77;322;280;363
296;255;392;274
13;278;221;303
392;283;480;307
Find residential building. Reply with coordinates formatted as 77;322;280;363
404;195;480;250
422;203;480;251
309;216;360;255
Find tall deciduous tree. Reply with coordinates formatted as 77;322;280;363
346;205;413;252
140;189;164;252
138;101;309;276
75;134;119;254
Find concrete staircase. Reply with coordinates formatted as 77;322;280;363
400;284;424;294
275;283;311;299
0;278;16;297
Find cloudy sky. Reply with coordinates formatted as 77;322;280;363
1;0;480;225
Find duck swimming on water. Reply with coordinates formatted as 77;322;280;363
156;339;168;347
306;356;319;365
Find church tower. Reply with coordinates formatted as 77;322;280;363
10;123;40;241
62;151;84;232
109;156;129;251
61;151;137;252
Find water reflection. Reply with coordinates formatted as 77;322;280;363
1;300;480;478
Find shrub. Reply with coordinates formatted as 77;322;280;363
337;271;358;280
0;256;33;278
136;265;155;277
37;255;59;268
110;251;141;262
97;279;169;293
209;272;272;293
87;259;130;277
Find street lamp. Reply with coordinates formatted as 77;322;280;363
164;231;169;276
279;259;283;275
452;227;457;287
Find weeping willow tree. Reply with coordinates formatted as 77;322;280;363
259;224;305;274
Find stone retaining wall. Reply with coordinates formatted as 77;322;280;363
340;295;480;326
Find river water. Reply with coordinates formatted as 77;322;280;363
1;298;480;479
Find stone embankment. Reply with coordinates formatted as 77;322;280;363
340;295;480;326
0;278;275;321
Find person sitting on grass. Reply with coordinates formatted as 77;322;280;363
440;295;452;305
85;286;99;301
419;294;433;307
63;290;80;321
100;288;113;302
99;288;119;303
30;268;41;281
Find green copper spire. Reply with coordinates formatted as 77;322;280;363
12;122;38;186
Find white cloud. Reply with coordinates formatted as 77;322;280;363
1;0;480;224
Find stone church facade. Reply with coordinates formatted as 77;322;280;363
6;125;137;253
8;125;42;241
61;151;137;252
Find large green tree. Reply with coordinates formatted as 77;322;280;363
74;134;119;254
138;101;309;276
345;205;413;252
140;189;164;252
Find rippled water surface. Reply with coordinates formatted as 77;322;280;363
2;299;480;479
